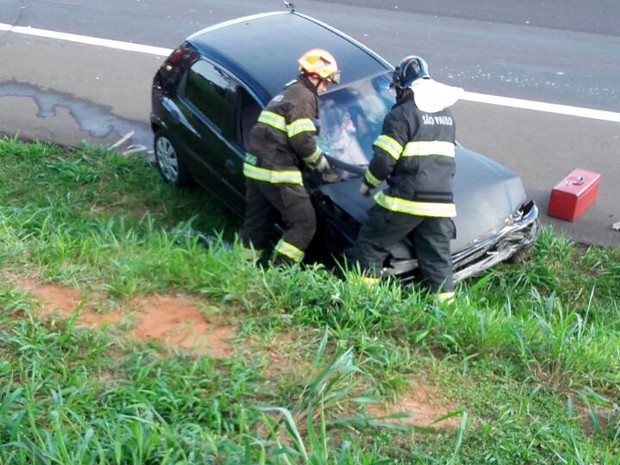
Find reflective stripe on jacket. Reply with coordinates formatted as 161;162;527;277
374;191;456;217
245;76;323;184
364;92;456;218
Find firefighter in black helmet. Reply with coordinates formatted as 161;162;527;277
241;49;341;266
352;55;463;302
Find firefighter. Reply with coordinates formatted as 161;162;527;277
241;48;341;266
352;55;463;302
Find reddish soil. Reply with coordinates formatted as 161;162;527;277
367;382;461;428
12;277;461;428
15;278;235;357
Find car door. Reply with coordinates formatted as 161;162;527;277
175;59;246;215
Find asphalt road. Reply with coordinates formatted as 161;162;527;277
1;0;619;247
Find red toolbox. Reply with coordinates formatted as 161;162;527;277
548;168;601;221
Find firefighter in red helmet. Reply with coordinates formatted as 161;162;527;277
241;49;341;266
353;55;463;302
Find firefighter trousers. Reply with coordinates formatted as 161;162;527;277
353;205;456;292
241;180;316;263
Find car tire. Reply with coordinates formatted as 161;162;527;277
154;131;193;187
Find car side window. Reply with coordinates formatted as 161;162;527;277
184;60;236;138
235;87;261;150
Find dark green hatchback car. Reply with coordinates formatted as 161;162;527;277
150;9;539;283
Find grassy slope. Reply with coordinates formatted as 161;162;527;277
0;137;618;464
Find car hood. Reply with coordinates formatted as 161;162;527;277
318;146;529;254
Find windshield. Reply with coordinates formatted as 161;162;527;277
317;71;394;167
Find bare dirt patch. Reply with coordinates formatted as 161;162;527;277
130;294;234;357
367;382;461;428
14;278;234;358
11;277;460;428
17;278;84;315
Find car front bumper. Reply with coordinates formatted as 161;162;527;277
452;200;540;283
385;200;540;284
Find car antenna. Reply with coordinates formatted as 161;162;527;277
282;0;296;12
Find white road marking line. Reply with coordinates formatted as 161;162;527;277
2;22;620;123
463;92;620;123
0;23;172;56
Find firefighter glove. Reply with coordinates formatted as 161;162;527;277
322;168;341;183
314;154;330;173
360;182;371;197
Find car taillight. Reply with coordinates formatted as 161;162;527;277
164;45;189;71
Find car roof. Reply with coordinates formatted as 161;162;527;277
186;11;392;104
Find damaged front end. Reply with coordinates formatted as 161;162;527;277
380;200;540;284
452;200;540;282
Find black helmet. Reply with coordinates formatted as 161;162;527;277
391;55;431;91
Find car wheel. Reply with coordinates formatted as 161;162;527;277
154;132;193;187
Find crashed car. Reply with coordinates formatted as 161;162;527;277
150;9;539;283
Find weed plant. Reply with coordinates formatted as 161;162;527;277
1;137;619;464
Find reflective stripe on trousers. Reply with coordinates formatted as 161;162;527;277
275;239;304;262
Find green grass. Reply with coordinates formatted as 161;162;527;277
0;136;619;464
